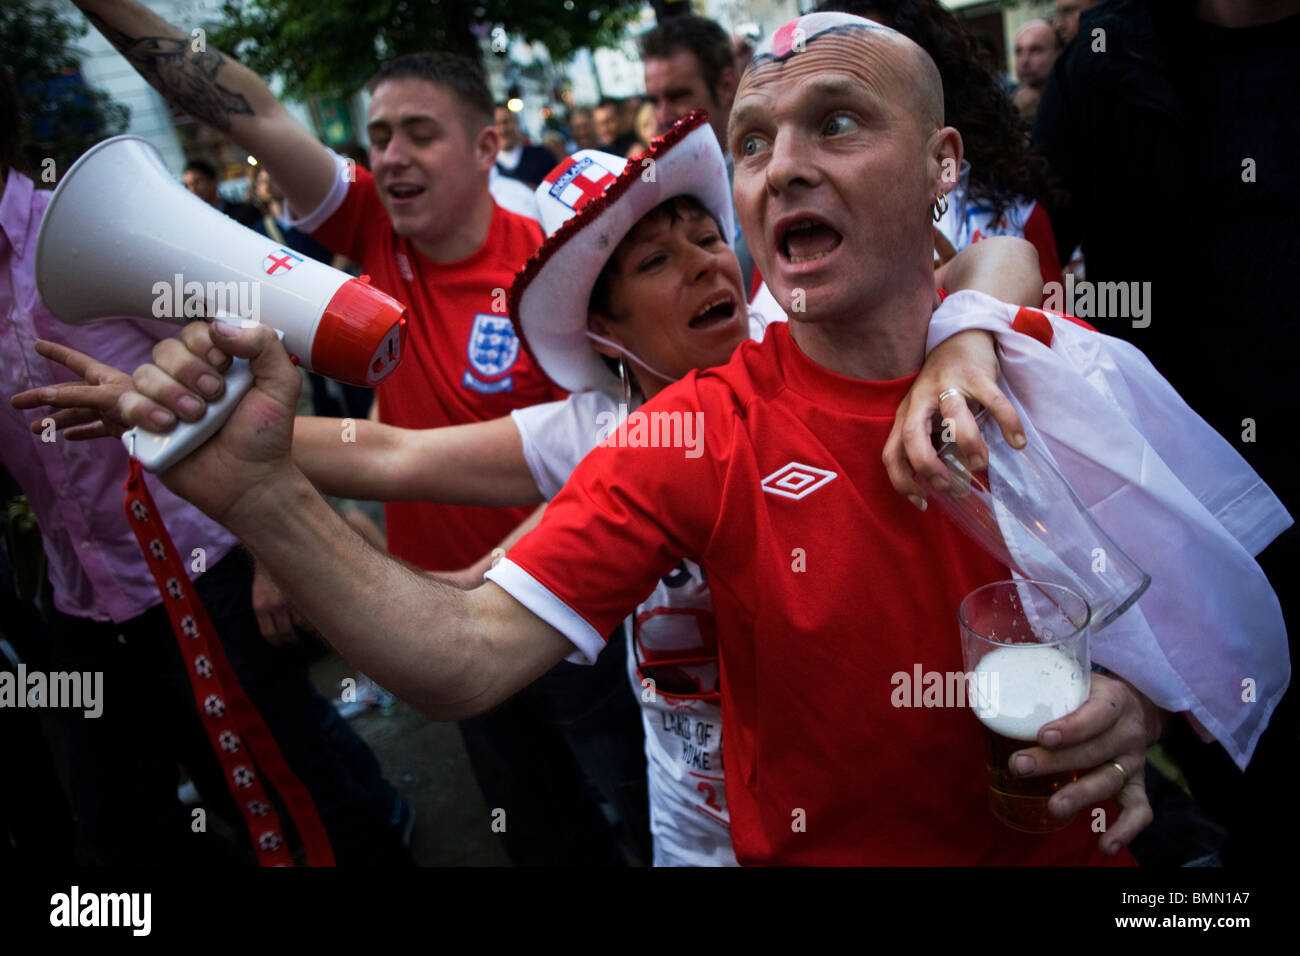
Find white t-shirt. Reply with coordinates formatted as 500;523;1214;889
507;308;775;867
496;145;524;172
933;160;1055;279
488;167;541;222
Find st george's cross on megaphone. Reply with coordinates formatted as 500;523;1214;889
34;135;407;472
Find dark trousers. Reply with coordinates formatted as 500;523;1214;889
458;628;652;865
49;549;411;866
0;630;76;867
1161;525;1299;865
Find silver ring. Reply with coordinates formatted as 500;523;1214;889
1110;760;1128;782
937;387;965;405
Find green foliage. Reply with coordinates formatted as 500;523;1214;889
1;0;129;174
209;0;644;102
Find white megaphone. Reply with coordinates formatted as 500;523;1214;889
35;135;407;472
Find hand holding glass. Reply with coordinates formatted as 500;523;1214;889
960;579;1091;833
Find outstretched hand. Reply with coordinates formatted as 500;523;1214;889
10;339;146;440
17;321;303;525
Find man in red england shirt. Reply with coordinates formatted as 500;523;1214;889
104;14;1169;864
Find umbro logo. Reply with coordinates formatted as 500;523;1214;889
761;462;837;500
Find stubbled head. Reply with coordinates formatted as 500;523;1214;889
1013;19;1059;90
729;14;960;325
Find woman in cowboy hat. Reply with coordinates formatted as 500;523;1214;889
22;111;1042;864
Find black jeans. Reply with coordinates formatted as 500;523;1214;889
458;627;652;865
49;549;411;865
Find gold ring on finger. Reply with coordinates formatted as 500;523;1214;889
1110;760;1128;782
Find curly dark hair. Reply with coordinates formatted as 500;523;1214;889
816;1;1062;219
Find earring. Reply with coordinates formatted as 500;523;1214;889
932;193;948;222
618;356;632;408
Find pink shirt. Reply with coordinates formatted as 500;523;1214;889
0;169;235;622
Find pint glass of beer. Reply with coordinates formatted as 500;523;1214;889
959;580;1090;833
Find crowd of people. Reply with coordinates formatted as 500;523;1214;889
1;0;1295;870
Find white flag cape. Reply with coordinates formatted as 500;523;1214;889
928;290;1291;769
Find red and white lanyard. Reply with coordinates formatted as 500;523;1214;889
122;458;334;866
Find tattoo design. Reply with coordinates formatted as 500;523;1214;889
86;11;254;133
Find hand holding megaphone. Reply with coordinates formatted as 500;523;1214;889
12;319;306;522
34;136;407;472
125;319;309;523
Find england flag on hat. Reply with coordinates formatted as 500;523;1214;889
542;155;623;226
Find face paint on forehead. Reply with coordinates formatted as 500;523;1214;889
751;12;897;67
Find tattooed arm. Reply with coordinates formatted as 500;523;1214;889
74;0;337;217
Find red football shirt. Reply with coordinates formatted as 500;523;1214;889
310;168;564;569
490;322;1131;865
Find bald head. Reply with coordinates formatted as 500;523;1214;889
1013;19;1059;91
738;16;945;138
897;30;945;131
1014;18;1055;42
728;13;964;338
855;24;946;132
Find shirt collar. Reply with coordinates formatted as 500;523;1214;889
0;168;36;259
769;320;919;417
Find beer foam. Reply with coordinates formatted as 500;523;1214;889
972;646;1088;741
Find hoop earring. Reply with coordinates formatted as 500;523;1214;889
618;356;632;408
932;193;948;222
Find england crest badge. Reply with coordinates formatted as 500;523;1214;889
463;313;519;393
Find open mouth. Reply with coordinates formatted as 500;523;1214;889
779;217;843;264
387;184;426;201
689;293;738;329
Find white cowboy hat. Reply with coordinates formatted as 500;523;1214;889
508;110;734;394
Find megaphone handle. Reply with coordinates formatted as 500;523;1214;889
121;357;255;473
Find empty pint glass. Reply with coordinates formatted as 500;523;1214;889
959;580;1090;833
933;410;1149;631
